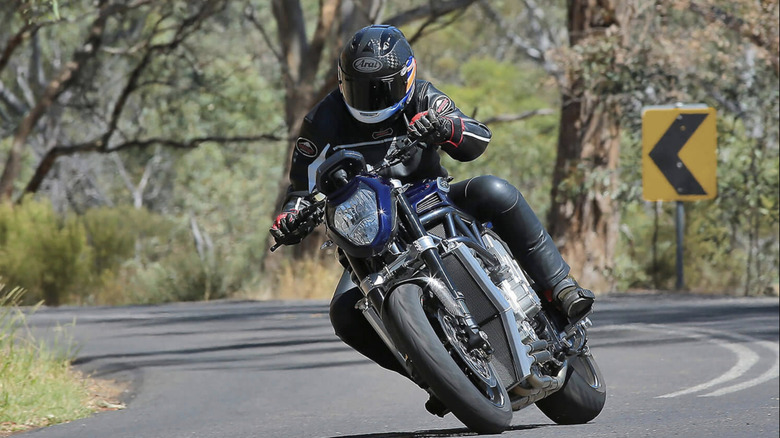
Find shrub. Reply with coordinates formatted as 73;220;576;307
0;286;93;433
81;206;138;275
0;200;92;306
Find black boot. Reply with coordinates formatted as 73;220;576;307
553;277;595;321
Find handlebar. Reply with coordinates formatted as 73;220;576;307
269;198;326;252
269;138;424;252
375;138;423;172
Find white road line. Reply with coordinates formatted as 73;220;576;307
702;347;779;396
592;323;774;398
657;325;780;397
700;340;779;397
657;339;759;398
647;324;762;398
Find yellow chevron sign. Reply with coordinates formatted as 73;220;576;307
642;105;717;201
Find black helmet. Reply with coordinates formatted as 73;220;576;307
338;25;417;124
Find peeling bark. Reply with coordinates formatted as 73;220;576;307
547;0;628;293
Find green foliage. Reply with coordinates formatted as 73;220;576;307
18;0;61;24
613;200;761;293
0;199;92;306
432;57;560;216
168;139;287;299
80;207;241;305
81;207;137;275
0;198;221;306
614;203;671;290
1;286;94;434
0;1;776;302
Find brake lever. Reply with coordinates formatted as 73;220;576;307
269;199;326;253
379;138;422;170
299;199;325;221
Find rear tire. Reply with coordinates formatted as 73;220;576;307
535;350;606;424
382;283;512;434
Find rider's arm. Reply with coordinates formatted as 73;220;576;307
271;117;321;245
416;82;492;162
284;108;329;209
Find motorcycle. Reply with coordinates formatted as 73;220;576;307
271;139;606;433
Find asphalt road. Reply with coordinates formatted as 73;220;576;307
22;293;779;438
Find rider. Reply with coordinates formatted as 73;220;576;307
270;24;594;384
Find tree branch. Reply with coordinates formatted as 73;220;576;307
15;0;229;200
481;108;555;125
0;79;27;116
477;0;563;82
405;10;467;46
244;5;285;66
22;134;283;197
305;0;341;84
384;0;479;26
688;0;779;75
0;23;38;75
0;0;115;200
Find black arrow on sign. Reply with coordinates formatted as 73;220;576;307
649;113;709;195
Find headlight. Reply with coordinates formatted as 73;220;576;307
333;183;379;246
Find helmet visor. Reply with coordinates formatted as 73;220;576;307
340;74;409;112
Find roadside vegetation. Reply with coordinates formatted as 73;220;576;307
0;2;776;431
0;287;125;435
0;2;776;304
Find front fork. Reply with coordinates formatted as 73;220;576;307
394;190;490;352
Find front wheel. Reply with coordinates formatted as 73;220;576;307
535;349;607;424
382;283;512;434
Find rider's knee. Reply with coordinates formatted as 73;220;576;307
465;175;520;214
329;286;363;340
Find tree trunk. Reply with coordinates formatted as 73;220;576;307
265;0;343;263
549;94;620;293
547;0;628;293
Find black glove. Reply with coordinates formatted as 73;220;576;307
269;208;314;246
407;106;463;147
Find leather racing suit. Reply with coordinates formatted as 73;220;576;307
281;80;570;374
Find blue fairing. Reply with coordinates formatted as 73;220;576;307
325;175;397;257
406;179;456;213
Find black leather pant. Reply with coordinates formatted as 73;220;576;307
448;175;570;289
329;175;569;374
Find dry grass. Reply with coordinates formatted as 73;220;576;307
272;255;343;301
0;287;127;436
239;252;344;301
0;375;127;437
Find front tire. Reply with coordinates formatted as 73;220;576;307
382;283;512;434
535;350;606;424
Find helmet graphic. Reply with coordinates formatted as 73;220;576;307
338;25;416;124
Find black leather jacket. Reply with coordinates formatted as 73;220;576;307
282;80;492;209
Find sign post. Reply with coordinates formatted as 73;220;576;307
675;201;685;290
642;104;717;290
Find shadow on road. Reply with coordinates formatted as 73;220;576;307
326;423;550;437
54;301;368;379
595;294;779;341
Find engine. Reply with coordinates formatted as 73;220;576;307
481;233;543;341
